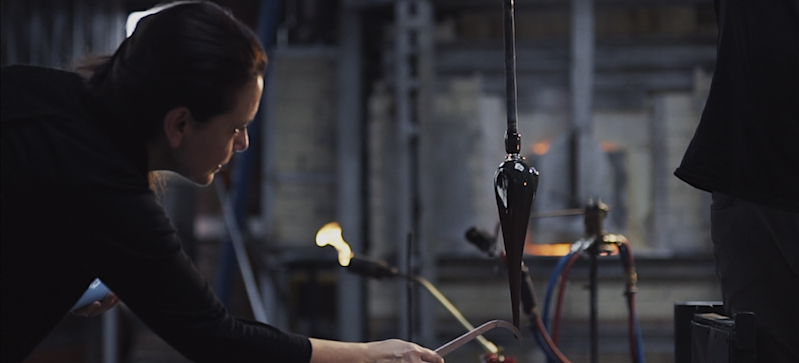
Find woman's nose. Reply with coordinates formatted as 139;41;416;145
235;128;249;153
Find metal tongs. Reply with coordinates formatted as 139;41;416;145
435;320;522;357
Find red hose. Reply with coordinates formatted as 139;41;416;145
534;315;573;363
618;242;640;363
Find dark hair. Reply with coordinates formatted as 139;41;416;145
79;1;267;141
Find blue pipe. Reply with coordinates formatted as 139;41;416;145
214;0;283;308
543;252;575;333
532;320;559;363
634;313;645;363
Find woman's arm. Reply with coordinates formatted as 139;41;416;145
309;338;443;363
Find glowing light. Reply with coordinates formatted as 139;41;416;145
315;222;353;266
525;243;572;256
600;141;619;152
532;141;550;155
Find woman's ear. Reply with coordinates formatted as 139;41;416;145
163;107;192;149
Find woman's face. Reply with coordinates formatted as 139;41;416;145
175;77;263;185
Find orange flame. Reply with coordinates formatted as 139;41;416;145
315;222;353;266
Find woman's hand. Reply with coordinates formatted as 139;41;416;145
309;338;444;363
71;292;121;317
363;339;444;363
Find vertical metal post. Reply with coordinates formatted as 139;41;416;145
102;308;118;363
406;232;414;341
503;0;519;144
259;7;283;328
571;0;598;355
570;0;595;204
393;0;413;333
215;181;270;324
259;56;281;328
337;4;364;342
394;0;433;342
588;239;599;363
413;1;436;346
584;200;607;363
651;94;669;252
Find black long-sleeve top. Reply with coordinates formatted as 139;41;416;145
1;65;312;363
675;0;799;213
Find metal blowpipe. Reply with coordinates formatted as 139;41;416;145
494;0;539;330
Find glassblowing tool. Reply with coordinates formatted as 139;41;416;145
494;0;539;330
435;319;522;358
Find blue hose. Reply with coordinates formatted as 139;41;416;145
540;244;645;363
543;252;575;333
634;315;645;363
213;0;282;310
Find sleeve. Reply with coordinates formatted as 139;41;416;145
71;190;312;363
1;85;312;362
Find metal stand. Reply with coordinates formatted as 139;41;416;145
583;199;609;363
392;0;434;343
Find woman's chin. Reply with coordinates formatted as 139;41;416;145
188;173;215;186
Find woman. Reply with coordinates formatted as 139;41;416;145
0;2;443;362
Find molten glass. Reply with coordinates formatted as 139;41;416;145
495;153;539;329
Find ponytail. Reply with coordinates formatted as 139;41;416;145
76;1;266;142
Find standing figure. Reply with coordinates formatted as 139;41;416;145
675;0;799;361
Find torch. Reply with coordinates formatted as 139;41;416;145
315;222;522;359
495;0;539;330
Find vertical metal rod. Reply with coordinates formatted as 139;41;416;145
584;201;606;363
101;306;118;363
498;0;540;331
406;231;414;342
502;0;520;155
569;132;579;207
570;0;595;204
503;0;518;138
394;0;419;342
336;3;365;343
589;238;599;363
214;180;269;323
